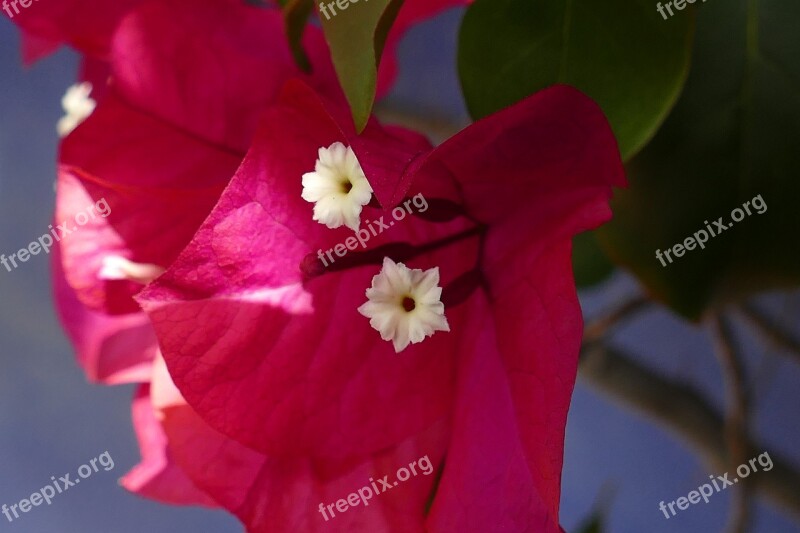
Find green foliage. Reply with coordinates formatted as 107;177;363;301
575;514;603;533
320;0;405;132
599;0;800;319
282;0;315;71
573;231;615;288
457;0;694;160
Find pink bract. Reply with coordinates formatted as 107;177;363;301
120;380;219;507
54;0;336;383
137;80;624;530
11;0;145;62
128;353;448;531
52;247;157;384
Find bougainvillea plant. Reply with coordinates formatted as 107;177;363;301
12;0;650;530
9;0;800;529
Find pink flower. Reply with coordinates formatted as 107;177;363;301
53;0;465;385
136;80;624;530
120;380;219;507
54;0;336;382
52;246;157;384
129;352;447;530
11;0;146;62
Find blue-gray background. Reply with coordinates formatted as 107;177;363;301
1;9;798;533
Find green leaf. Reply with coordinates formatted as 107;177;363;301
458;0;694;160
282;0;315;72
573;231;615;288
320;0;404;132
599;0;800;319
578;516;603;533
575;515;603;533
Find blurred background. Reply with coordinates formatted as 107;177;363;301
1;6;799;533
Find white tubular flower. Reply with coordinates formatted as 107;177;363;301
358;258;450;353
98;256;165;285
57;82;97;137
302;142;373;231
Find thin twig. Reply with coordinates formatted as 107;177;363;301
578;342;800;520
739;303;800;363
710;315;752;533
583;294;651;342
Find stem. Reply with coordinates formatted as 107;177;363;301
710;315;751;533
739;302;800;363
579;342;800;519
583;294;650;342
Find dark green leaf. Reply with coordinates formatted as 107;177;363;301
599;0;800;318
575;515;603;533
573;231;615;288
282;0;315;72
320;0;404;132
458;0;694;160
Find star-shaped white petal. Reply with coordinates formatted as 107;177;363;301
98;256;165;285
301;142;373;231
57;82;97;137
358;257;450;353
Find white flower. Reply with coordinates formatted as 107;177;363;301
57;82;97;137
98;256;165;284
358;258;450;353
301;142;373;231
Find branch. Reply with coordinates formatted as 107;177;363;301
710;315;752;533
579;341;800;519
583;294;650;342
739;303;800;363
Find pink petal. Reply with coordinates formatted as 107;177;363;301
487;243;583;522
121;383;218;507
56;3;340;315
418;86;624;521
137;83;477;461
136;82;623;531
146;350;448;531
11;0;144;60
110;0;337;154
427;293;559;532
57;92;238;313
162;401;448;532
52;247;155;384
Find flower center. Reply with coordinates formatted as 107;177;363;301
301;142;373;230
358;258;450;352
